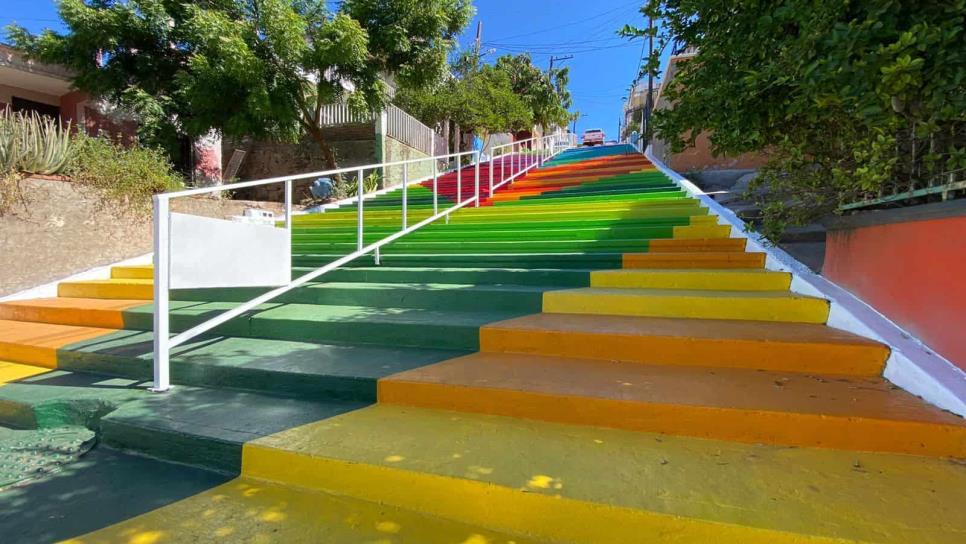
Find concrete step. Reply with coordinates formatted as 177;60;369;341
240;404;966;543
622;251;764;268
380;352;963;457
480;313;888;375
0;319;465;401
0;298;520;351
590;268;791;290
543;287;830;323
73;476;543;543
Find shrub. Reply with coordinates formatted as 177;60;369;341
67;133;184;213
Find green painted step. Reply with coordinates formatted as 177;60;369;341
78;302;521;351
172;282;548;313
308;266;592;287
53;331;465;401
291;215;702;235
293;224;684;243
100;385;364;472
293;252;626;269
293;238;665;254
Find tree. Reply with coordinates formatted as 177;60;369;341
7;0;473;170
623;1;966;238
397;52;572;149
495;53;572;130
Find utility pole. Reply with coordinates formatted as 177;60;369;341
474;21;482;59
548;54;573;72
644;16;654;147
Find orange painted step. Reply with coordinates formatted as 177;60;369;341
0;319;117;368
480;313;889;375
379;352;966;457
624;251;764;268
646;239;748;253
0;297;144;329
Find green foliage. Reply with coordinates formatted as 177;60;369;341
339;169;382;200
495;54;572;129
7;0;473;168
627;0;966;238
67;133;184;213
0;109;73;175
397;52;572;138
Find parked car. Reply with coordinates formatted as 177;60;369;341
582;128;605;146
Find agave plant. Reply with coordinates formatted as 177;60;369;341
0;109;73;175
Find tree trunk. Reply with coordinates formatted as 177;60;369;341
442;119;451;155
305;126;343;184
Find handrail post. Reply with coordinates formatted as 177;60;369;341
432;160;438;215
474;152;481;207
402;162;408;229
501;151;505;185
489;153;494;195
151;195;171;393
356;168;364;251
457;157;462;204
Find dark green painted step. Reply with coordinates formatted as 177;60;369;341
295;266;592;287
293;252;625;269
101;385;364;472
292;225;683;244
57;332;465;401
174;282;548;313
112;302;517;351
293;238;655;254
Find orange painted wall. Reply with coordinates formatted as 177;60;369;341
824;215;966;371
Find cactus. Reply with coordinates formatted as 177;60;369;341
0;109;73;175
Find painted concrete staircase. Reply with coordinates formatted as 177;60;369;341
0;145;963;543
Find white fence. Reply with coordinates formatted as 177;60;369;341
319;102;374;126
386;105;435;155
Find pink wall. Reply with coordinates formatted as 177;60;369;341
824;207;966;371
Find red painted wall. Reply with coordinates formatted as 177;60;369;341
824;215;966;370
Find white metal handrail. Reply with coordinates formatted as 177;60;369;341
151;133;576;390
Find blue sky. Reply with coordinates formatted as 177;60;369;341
1;0;660;138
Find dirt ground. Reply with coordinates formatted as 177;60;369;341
0;177;286;296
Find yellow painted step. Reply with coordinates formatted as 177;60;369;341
381;353;964;457
58;279;153;300
243;404;966;544
543;287;830;323
68;477;542;544
671;224;731;238
0;360;49;384
592;268;792;291
110;265;154;280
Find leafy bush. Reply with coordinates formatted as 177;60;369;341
67;133;184;213
630;0;966;238
339;170;381;200
0;109;73;175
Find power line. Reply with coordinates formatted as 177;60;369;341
484;0;640;43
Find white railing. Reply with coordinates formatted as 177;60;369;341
386;104;435;155
151;133;576;391
486;132;578;195
319;102;374;125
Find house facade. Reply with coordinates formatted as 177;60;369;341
0;44;137;142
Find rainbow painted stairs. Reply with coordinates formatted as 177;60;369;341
0;144;964;543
